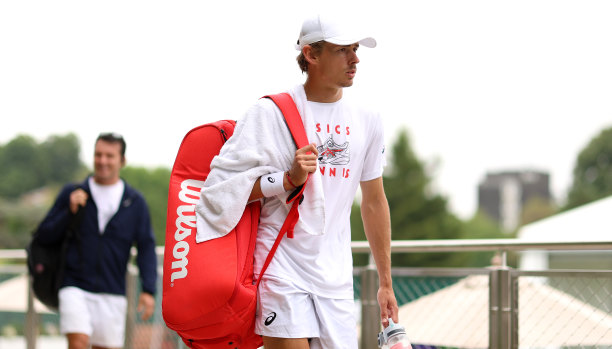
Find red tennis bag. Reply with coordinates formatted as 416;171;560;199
162;93;309;349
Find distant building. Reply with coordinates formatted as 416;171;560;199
478;170;551;232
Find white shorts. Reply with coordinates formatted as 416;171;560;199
59;286;128;348
255;276;358;349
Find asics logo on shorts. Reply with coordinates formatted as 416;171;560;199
264;312;277;326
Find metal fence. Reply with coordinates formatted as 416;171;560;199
1;239;611;349
354;239;612;349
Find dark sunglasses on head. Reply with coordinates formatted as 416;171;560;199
98;132;124;141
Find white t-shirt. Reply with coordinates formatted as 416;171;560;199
254;96;386;299
88;177;125;233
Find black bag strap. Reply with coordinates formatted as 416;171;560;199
66;205;85;240
54;205;85;290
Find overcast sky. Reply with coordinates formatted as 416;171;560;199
1;0;611;219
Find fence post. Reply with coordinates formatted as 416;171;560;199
360;254;380;349
489;265;512;349
489;268;499;349
124;266;137;349
25;276;37;349
511;273;519;349
499;267;512;349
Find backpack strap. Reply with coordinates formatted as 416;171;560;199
256;93;310;286
265;93;309;148
264;93;310;204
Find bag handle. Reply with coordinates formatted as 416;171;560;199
256;93;310;286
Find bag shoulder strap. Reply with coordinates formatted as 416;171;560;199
264;93;310;204
256;93;309;286
264;93;308;149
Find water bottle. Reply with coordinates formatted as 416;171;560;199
377;318;412;349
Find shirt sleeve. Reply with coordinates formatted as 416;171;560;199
360;111;387;182
135;196;158;295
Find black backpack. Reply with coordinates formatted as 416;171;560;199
26;207;84;310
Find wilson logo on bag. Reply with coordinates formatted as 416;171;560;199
170;179;205;283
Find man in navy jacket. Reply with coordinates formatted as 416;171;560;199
37;132;157;349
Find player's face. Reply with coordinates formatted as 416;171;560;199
316;42;361;88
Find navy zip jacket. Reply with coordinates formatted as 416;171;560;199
36;177;157;296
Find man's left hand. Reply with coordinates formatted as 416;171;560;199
377;286;399;328
137;292;155;321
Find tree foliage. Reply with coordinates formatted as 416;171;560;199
0;135;45;198
0;133;85;198
42;134;84;183
565;126;612;210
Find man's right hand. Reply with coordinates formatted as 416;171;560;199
287;143;319;187
69;188;88;214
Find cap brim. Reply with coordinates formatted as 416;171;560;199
325;36;377;48
295;36;377;51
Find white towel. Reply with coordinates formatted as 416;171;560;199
195;85;326;243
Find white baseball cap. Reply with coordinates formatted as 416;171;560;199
295;14;377;51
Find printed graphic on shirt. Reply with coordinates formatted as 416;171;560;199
317;134;350;165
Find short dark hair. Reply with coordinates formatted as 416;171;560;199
296;41;326;73
96;132;126;157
